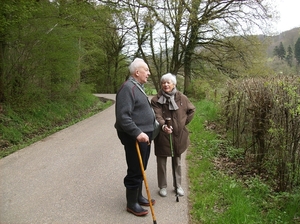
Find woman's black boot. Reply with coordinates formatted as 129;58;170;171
126;188;148;216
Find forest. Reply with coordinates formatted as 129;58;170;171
1;1;300;105
1;0;300;197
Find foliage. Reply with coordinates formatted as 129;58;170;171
273;42;286;60
264;28;300;58
195;36;272;80
187;77;226;102
101;0;274;93
0;1;127;157
286;45;294;67
222;76;300;192
77;4;128;93
188;99;300;223
270;36;300;72
295;37;300;65
0;0;127;108
0;93;112;158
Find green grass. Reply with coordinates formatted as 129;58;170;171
187;99;300;224
0;94;112;158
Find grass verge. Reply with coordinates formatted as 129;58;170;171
187;99;300;224
0;94;112;158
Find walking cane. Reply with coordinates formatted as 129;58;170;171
135;141;157;224
165;118;179;202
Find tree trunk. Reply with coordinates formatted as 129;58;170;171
183;25;198;95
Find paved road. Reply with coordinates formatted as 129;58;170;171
0;94;190;224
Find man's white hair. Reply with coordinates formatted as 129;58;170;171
128;58;146;75
161;73;177;85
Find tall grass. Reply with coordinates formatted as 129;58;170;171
187;99;300;224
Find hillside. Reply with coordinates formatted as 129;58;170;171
258;27;300;57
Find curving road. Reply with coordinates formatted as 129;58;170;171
0;94;189;224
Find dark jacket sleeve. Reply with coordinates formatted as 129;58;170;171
184;95;196;125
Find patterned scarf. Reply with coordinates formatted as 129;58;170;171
129;76;145;94
157;87;179;110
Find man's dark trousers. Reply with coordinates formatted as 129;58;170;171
117;131;152;189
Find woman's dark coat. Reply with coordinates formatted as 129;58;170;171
151;90;195;157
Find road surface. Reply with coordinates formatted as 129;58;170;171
0;94;190;224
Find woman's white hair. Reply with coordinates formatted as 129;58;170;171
161;73;177;85
128;58;146;75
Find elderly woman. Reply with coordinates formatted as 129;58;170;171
151;73;195;197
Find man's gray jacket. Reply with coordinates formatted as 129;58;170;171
115;77;155;138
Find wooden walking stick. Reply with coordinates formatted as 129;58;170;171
136;141;157;224
165;118;179;202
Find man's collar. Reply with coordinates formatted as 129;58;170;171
129;76;144;88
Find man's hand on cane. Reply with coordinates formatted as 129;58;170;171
137;132;150;145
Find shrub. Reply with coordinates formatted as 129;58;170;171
222;76;300;191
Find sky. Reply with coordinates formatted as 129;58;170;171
273;0;300;32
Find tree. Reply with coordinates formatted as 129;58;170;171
197;36;270;79
99;0;274;93
0;0;38;104
1;0;126;107
295;37;300;66
274;42;286;60
286;45;293;67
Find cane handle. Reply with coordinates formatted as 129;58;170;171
165;117;171;128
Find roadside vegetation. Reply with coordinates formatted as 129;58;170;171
187;89;300;223
0;95;112;158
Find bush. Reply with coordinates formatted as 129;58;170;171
222;76;300;191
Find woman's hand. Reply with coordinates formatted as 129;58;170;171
162;124;173;134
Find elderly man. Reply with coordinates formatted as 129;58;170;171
115;58;155;216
